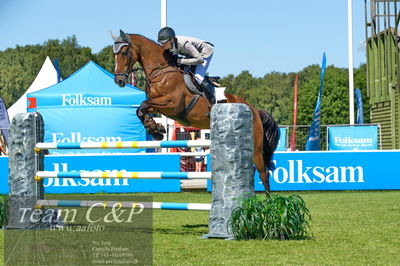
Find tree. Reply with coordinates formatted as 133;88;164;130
94;45;114;73
0;36;93;108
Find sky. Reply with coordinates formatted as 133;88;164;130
0;0;367;78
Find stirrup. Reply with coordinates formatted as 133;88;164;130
210;80;221;87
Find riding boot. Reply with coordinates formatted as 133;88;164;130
200;79;216;105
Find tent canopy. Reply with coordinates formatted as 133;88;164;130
28;61;145;108
7;56;58;121
27;61;147;154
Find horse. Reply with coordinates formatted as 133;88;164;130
111;30;279;193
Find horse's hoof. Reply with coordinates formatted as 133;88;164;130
156;123;166;133
153;133;164;141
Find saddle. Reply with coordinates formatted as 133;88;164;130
182;66;221;101
171;66;226;124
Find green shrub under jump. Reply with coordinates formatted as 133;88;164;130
229;193;312;240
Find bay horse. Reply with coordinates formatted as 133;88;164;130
111;30;279;193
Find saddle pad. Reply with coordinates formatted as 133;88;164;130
215;87;227;102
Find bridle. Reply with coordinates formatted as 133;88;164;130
114;41;135;80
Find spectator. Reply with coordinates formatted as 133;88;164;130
0;135;7;155
194;137;205;172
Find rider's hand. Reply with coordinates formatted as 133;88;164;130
176;58;184;68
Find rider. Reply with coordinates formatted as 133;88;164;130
157;27;216;104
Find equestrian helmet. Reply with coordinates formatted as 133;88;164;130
158;27;175;43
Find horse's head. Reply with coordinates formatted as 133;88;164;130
111;30;138;87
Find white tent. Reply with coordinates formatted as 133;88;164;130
7;56;58;121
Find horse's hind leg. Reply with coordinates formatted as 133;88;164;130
254;152;270;195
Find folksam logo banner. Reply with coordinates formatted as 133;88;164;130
38;107;146;154
328;126;378;150
305;53;326;151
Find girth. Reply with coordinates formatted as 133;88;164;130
170;95;200;125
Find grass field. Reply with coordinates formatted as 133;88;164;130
1;190;400;265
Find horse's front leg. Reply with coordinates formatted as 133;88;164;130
136;102;165;140
136;96;175;140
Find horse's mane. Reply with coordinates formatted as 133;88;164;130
129;33;162;48
128;33;175;64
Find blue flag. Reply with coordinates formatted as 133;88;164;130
355;88;364;124
53;58;62;83
305;53;326;151
0;96;10;146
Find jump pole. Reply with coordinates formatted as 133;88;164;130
35;171;212;179
35;200;211;211
34;139;211;150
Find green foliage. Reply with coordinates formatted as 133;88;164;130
93;45;114;73
221;64;369;126
0;36;94;108
222;71;294;124
229;194;312;240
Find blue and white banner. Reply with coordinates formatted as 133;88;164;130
305;53;326;151
328;126;378;150
276;127;287;151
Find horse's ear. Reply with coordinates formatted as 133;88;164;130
120;30;130;43
109;30;120;42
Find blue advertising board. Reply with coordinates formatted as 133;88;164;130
252;150;400;191
0;154;181;194
43;154;181;193
328;126;378;150
0;157;7;193
1;150;400;194
208;150;400;192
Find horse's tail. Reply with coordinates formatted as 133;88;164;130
258;109;280;172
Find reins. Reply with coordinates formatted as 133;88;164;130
129;62;182;88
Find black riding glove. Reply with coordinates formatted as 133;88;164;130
175;58;185;69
